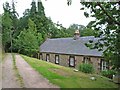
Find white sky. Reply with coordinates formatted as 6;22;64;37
0;0;95;28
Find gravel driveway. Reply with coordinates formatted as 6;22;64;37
15;54;59;88
2;53;59;89
2;53;21;88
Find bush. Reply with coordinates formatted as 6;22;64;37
79;63;94;73
101;70;116;79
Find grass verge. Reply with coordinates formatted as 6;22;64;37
21;54;118;88
12;53;25;88
0;50;6;63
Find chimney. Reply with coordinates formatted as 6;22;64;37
73;30;80;40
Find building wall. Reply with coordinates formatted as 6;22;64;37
50;53;55;63
90;57;101;73
59;54;69;67
75;56;83;69
42;53;46;60
40;52;102;72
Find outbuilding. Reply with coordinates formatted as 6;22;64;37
40;30;108;72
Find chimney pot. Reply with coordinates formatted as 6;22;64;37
74;30;80;40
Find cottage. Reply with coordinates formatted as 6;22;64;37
39;30;108;72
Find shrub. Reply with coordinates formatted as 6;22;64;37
79;63;94;73
101;70;116;79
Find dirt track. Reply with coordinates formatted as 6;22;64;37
15;54;59;88
2;54;21;88
2;53;59;88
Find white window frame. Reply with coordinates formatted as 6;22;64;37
102;60;107;71
101;59;108;71
55;55;59;64
46;54;50;62
69;56;75;67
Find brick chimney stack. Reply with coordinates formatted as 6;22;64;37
73;30;80;40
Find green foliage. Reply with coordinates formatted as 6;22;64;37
80;2;120;70
2;5;13;52
79;63;94;73
14;19;43;56
2;1;19;52
101;70;116;79
80;28;95;37
67;24;96;37
3;1;94;55
67;24;85;36
84;12;89;18
2;1;73;55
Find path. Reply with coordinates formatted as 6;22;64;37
2;53;21;88
15;54;59;88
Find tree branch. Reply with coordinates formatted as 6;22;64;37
97;2;120;26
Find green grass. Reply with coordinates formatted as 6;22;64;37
0;49;6;63
12;53;25;88
21;54;118;88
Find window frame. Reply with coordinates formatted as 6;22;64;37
83;57;91;64
55;55;59;64
69;56;75;67
100;59;108;71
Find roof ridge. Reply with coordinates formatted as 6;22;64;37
48;36;96;40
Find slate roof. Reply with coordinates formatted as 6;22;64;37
40;36;103;57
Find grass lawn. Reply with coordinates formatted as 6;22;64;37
21;54;118;88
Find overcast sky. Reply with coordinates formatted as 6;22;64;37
0;0;95;28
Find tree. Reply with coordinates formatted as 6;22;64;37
2;2;13;52
81;2;120;71
67;1;120;71
30;0;37;19
14;18;43;56
2;1;19;52
22;0;50;40
67;24;95;37
37;0;45;16
0;14;2;50
80;28;95;37
11;0;19;38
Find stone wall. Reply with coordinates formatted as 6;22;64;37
90;57;101;73
75;56;83;69
59;54;69;67
40;52;102;72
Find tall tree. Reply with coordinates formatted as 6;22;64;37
80;2;120;71
2;2;13;52
37;0;45;16
14;18;43;56
2;1;19;52
30;0;37;19
11;0;19;38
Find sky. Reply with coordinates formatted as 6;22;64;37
0;0;95;28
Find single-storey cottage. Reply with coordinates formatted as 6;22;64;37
39;30;108;72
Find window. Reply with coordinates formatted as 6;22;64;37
55;55;59;64
69;56;75;67
46;54;50;62
83;57;91;64
39;53;43;60
100;59;108;71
